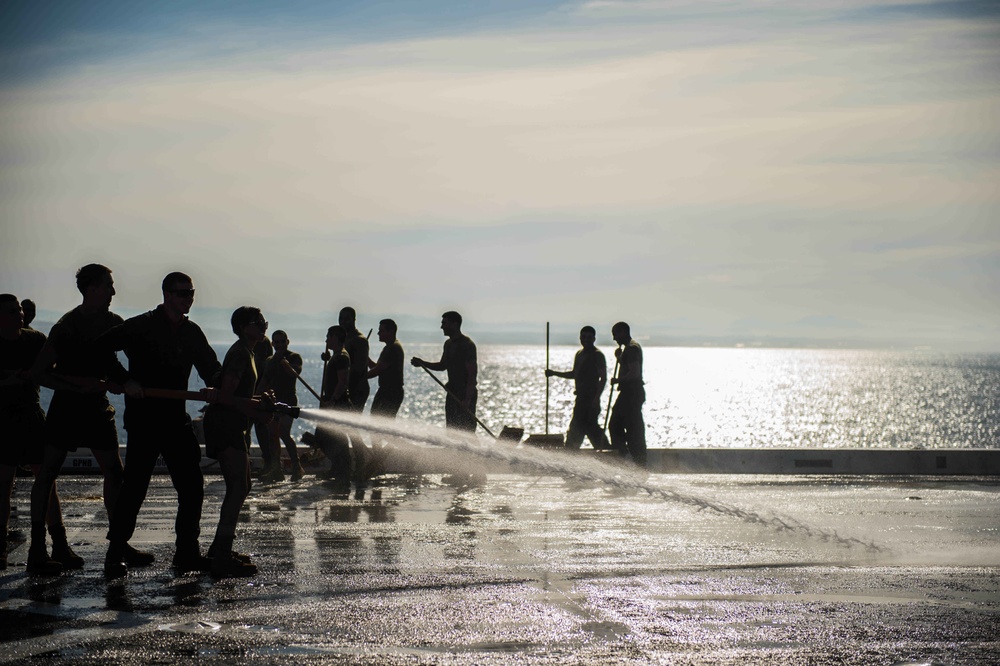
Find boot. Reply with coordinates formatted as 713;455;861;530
27;542;62;576
207;542;251;564
172;541;212;574
50;525;85;570
104;542;127;579
51;543;85;570
260;459;284;484
123;543;155;567
211;552;257;578
208;532;256;577
289;463;306;482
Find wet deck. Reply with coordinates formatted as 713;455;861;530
3;472;999;665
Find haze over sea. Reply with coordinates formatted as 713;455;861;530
32;319;1000;450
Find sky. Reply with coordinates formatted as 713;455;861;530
1;0;998;348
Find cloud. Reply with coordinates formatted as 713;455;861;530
1;1;998;346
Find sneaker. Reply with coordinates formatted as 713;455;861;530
290;464;306;481
52;544;85;570
172;551;212;574
211;553;257;578
123;544;155;567
27;547;63;576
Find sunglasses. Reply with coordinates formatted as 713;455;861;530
253;318;268;330
169;288;196;298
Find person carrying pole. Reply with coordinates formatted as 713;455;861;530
411;311;478;433
545;325;611;451
608;321;646;467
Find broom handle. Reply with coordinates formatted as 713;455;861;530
420;366;498;439
545;322;550;435
603;347;621;432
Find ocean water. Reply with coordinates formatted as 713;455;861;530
41;344;1000;449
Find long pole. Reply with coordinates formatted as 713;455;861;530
420;366;498;439
320;344;329;402
603;346;622;432
545;322;550;435
281;359;321;402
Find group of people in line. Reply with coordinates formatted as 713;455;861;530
1;263;645;580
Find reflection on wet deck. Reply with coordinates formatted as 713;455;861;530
2;474;999;664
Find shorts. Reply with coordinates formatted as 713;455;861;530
0;406;46;466
203;408;250;460
43;395;119;453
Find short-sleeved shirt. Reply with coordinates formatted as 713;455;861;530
322;349;351;406
205;341;257;435
262;350;302;404
618;340;644;391
344;328;369;394
47;306;125;381
0;328;46;415
442;334;477;395
375;340;404;392
44;307;123;450
98;305;221;431
572;346;608;401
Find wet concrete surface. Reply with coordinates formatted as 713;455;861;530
2;472;999;665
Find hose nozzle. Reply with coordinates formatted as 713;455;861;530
265;401;301;418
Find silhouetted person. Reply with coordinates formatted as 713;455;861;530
28;264;127;574
250;334;275;480
317;325;352;481
0;294;63;573
339;307;370;412
608;321;646;466
367;319;404;419
203;306;270;577
411;311;478;432
546;325;611;451
20;299;36;330
258;329;304;481
98;272;222;578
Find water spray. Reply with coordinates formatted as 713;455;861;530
296;408;890;555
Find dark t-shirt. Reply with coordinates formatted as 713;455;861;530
205;341;257;432
47;306;124;413
344;329;369;395
98;305;221;430
48;306;124;380
0;328;46;413
572;346;607;400
618;340;644;391
442;334;477;395
262;350;302;404
322;349;351;406
375;341;404;392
